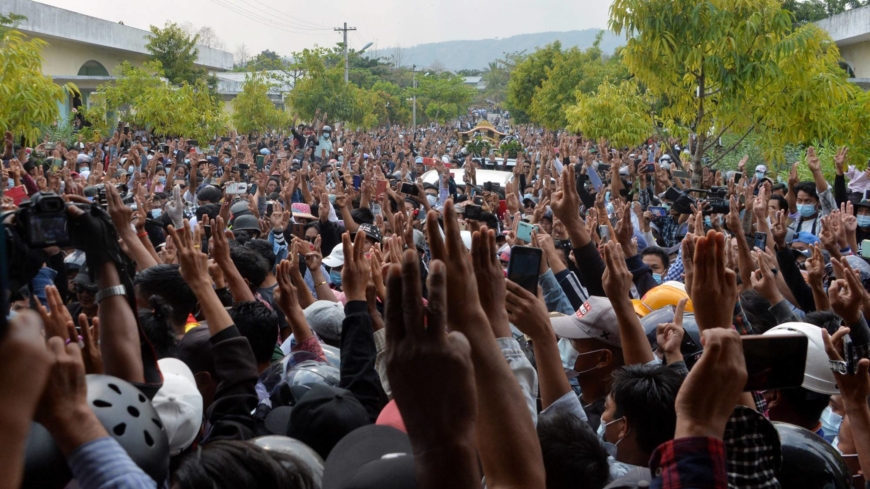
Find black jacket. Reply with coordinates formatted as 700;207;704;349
339;301;388;422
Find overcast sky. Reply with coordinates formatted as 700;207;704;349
37;0;612;59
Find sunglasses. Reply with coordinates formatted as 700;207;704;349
75;284;98;295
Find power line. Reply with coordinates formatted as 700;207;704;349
245;0;330;29
206;0;332;35
228;0;331;31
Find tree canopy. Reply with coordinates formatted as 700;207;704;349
0;13;77;144
598;0;870;171
146;22;214;91
231;72;288;134
505;42;561;123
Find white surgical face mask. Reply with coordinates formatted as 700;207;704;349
820;406;843;441
597;417;627;459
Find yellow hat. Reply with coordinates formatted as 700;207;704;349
632;281;694;317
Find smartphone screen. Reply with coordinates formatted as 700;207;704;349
754;232;767;251
507;246;543;294
649;206;667;218
742;334;807;391
353;175;362;190
734;172;743;184
599;225;609;242
400;182;418;196
516;221;534;242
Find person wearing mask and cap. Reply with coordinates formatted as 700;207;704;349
853;199;870;255
315;125;333;162
787;147;836;235
66;263;99;323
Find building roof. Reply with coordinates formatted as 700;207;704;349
10;0;233;70
816;5;870;47
212;71;295;96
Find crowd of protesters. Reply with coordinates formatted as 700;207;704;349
1;109;869;489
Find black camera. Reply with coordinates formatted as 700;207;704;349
465;204;482;220
17;192;70;248
704;199;730;215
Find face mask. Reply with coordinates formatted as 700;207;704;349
820;406;843;439
151;209;162;218
184;158;190;164
427;195;438;207
704;216;712;227
797;203;816;218
756;171;766;181
597;417;626;458
322;133;331;139
558;338;579;372
858;215;870;228
158;176;166;185
604;191;611;203
6;178;14;188
329;269;342;286
223;157;230;164
652;272;663;284
565;348;606;379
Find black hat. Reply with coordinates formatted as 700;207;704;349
358;223;382;243
323;425;416;489
287;384;369;460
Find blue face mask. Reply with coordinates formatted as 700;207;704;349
821;406;843;441
797;203;817;218
756;171;766;181
184;158;190;164
223;157;230;164
652;272;663;284
329;269;342;287
158;176;166;185
704;216;712;227
7;178;14;188
858;215;870;228
604;191;611;203
151;208;162;218
427;195;438;207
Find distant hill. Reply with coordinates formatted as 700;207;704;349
381;29;625;72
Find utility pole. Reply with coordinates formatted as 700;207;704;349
412;64;417;132
334;22;356;84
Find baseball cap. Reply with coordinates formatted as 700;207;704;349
153;358;203;455
755;165;768;174
323;243;345;268
358;223;382;243
549;296;622;347
64;250;86;271
292;203;317;221
72;263;97;289
792;231;820;246
323;425;416;489
304;301;345;341
287;384;370;459
176;325;215;376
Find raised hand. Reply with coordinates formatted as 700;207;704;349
471;226;510;337
341;230;371;302
165;185;184;228
602;241;633;300
829;257;864;324
35;285;75;340
691;231;737;330
384;252;480;487
675;328;746;440
167;219;210;290
656;298;687;364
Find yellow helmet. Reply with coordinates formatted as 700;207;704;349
631;281;694;317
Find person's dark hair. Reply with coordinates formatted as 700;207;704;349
195;203;221;223
777;387;831;425
794;182;819;202
803;310;842;336
229;301;278;364
537;412;610;489
138;295;178;358
229;246;269;288
611;364;683;455
134;265;197;328
350;206;374;225
172;440;316;489
739;290;779;334
641;246;670;269
770;194;788;212
244;239;277;270
153;191;168;202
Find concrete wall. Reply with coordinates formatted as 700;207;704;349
839;42;870;79
35;35;149;77
8;0;233;71
817;5;870;46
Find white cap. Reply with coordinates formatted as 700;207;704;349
323;243;345;268
755;165;768;174
154;358;203;455
660;162;671;171
763;322;838;395
76;153;92;163
304;300;345;341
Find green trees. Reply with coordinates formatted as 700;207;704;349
567;79;651;149
232;72;287;134
599;0;870;174
0;13;77;144
146;22;205;86
415;74;475;123
505;42;560;123
85;61;227;142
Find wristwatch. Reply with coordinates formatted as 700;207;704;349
96;285;127;303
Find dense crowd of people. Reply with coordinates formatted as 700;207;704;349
1;112;869;489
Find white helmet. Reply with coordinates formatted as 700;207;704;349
322;125;332;133
460;230;472;251
763;322;838;395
